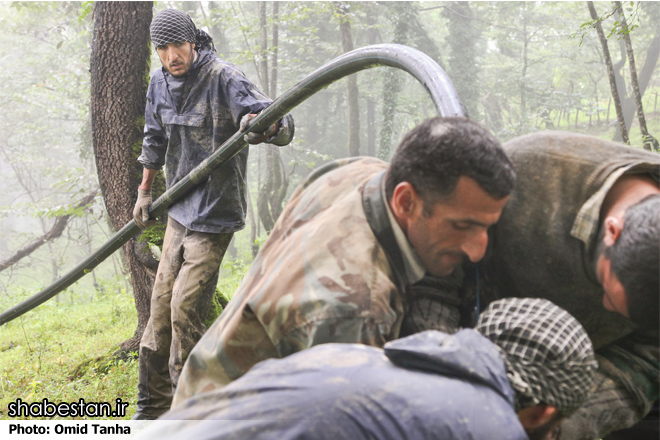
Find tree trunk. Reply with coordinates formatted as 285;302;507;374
257;148;276;233
520;17;529;133
443;2;481;119
246;188;259;258
258;2;269;97
611;36;660;143
270;2;279;102
256;2;275;234
615;2;658;151
587;2;629;143
269;5;288;223
366;6;378;157
379;2;414;159
256;2;287;234
91;2;154;354
338;3;360;156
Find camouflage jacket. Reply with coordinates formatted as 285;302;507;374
173;157;450;404
138;48;293;234
481;131;660;437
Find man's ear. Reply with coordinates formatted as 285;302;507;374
603;216;623;247
517;404;558;429
390;182;418;219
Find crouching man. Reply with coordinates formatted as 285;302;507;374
142;297;597;440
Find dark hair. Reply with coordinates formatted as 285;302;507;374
195;29;216;53
385;117;515;207
605;194;660;329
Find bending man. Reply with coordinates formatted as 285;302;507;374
147;298;597;440
173;117;516;404
478;131;659;438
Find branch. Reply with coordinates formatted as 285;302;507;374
0;190;98;274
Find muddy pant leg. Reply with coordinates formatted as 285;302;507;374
169;231;233;389
136;217;186;417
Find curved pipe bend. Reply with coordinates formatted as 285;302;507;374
0;43;465;326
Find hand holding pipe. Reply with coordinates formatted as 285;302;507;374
0;43;465;326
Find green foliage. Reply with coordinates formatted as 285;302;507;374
204;288;227;329
137;222;167;249
573;1;641;47
78;1;94;23
203;256;251;327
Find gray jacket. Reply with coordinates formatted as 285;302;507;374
139;48;293;233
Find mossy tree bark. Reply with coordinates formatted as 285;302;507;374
90;2;156;354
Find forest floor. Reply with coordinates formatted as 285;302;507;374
0;288;138;420
0;261;246;420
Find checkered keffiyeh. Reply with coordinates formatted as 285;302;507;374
476;298;597;415
150;9;197;48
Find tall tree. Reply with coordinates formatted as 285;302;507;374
615;1;658;151
256;2;288;233
442;2;481;120
587;1;629;143
365;4;379;157
270;2;280;103
258;2;270;97
90;2;154;353
378;2;415;160
337;2;360;156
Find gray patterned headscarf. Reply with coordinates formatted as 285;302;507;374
476;298;597;416
150;9;215;52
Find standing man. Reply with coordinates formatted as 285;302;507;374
172;117;516;405
478;131;659;439
131;9;294;420
144;298;598;440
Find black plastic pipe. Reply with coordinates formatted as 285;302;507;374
0;43;465;326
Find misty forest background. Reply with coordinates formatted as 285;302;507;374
0;1;658;419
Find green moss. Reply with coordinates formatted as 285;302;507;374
131;140;143;159
134;116;145;131
71;348;137;378
204;288;229;328
137;222;167;248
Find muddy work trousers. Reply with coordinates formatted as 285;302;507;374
136;217;233;418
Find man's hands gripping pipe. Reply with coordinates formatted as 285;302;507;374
132;112;292;228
